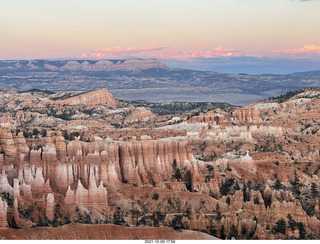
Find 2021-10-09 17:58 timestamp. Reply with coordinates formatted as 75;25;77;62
145;240;176;243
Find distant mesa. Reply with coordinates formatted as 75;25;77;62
0;59;167;72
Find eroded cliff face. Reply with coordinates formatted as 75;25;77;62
0;130;211;229
0;127;318;240
232;107;261;123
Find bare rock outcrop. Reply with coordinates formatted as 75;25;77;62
56;89;118;107
0;128;17;162
232;107;261;122
124;107;155;123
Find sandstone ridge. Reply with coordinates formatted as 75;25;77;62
55;89;119;107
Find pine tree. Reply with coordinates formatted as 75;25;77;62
41;129;47;138
311;182;318;196
272;219;287;234
220;225;226;239
291;170;301;195
185;170;192;191
287;214;296;231
226;196;231;206
243;181;248;201
216;203;222;222
297;222;306;239
228;224;238;239
113;207;125;225
274;179;282;190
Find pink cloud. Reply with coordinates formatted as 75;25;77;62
94;46;166;54
158;47;239;60
81;46;240;60
82;46;166;58
195;45;206;49
272;44;320;55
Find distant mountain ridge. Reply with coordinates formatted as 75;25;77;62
291;70;320;76
0;59;167;72
1;59;320;105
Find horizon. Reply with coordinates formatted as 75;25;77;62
1;0;320;74
0;57;319;75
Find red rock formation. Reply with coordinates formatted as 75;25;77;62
30;149;41;166
64;185;75;205
0;197;8;228
75;180;89;205
16;132;29;155
187;111;230;128
13;178;20;199
11;198;20;227
170;180;187;192
57;89;118;107
124;107;155;124
67;137;85;159
233;107;261;122
239;152;256;172
31;167;51;197
0;153;3;168
56;131;67;162
0;128;17;163
99;161;121;185
87;151;101;165
0;170;12;194
88;178;108;208
115;139;194;185
190;209;207;230
199;126;207;138
42;132;57;162
254;224;267;239
20;182;32;199
66;177;109;208
46;193;55;221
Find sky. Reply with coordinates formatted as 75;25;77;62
1;0;320;74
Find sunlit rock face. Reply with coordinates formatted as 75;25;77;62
56;89;119;107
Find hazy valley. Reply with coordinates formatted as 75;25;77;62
1;59;320;105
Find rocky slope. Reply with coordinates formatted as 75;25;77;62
0;224;217;240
